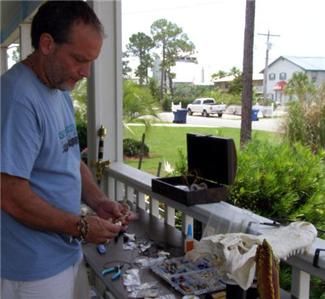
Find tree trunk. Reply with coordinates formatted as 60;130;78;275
160;44;165;103
168;71;174;97
240;0;256;148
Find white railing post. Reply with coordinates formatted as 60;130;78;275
164;205;175;227
126;186;136;210
291;267;310;299
116;181;125;202
149;198;160;218
108;177;115;201
137;192;146;210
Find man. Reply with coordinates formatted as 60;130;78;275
1;1;135;298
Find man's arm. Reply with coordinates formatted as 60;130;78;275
80;161;137;223
1;173;121;243
80;160;107;211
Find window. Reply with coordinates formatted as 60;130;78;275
269;73;276;80
311;72;317;82
203;99;214;104
279;72;287;80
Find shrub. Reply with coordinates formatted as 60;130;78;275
123;138;149;157
229;139;325;229
283;83;325;153
77;122;87;152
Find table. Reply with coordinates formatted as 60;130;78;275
83;209;186;299
83;209;292;299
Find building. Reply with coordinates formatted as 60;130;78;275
151;56;213;86
213;74;264;95
260;56;325;104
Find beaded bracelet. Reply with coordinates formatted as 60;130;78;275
76;215;89;242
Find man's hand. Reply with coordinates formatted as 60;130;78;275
96;200;138;227
85;215;122;244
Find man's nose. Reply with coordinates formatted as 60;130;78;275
79;63;91;78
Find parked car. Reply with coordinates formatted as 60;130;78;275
187;98;226;117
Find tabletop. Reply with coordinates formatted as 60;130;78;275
83;209;187;299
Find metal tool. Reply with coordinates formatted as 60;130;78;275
101;264;124;280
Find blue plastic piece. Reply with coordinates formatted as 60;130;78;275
187;224;193;238
97;244;106;255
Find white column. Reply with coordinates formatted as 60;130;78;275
19;23;32;60
0;46;8;74
87;0;123;171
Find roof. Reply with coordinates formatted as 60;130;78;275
261;56;325;73
213;73;263;83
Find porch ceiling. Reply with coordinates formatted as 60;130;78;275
0;1;43;46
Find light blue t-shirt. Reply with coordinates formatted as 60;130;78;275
1;63;82;281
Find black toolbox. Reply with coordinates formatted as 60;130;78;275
151;133;237;206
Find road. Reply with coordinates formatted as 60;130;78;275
156;112;284;133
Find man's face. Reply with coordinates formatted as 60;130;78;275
44;22;103;91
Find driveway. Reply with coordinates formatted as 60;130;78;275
157;112;284;133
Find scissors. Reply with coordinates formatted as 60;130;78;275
101;264;124;281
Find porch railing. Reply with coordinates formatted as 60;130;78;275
102;162;325;299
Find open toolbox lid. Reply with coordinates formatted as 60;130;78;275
187;133;237;185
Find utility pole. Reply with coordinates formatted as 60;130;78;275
258;30;280;100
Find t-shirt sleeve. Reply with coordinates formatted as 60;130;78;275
1;96;42;179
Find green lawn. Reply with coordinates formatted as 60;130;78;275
124;125;279;176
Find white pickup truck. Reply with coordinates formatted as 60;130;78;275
187;98;226;117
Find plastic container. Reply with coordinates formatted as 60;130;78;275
184;224;194;253
251;109;259;121
173;108;188;123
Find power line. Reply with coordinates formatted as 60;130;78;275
258;30;280;100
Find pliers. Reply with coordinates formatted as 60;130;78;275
101;264;123;281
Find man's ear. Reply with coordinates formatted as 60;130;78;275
39;33;55;55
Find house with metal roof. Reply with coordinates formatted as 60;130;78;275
213;73;264;95
260;56;325;104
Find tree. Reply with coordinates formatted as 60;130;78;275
122;51;132;78
284;72;316;103
211;70;228;80
228;67;243;95
71;78;87;125
123;80;160;131
150;19;195;101
126;32;155;85
10;44;20;63
240;0;256;147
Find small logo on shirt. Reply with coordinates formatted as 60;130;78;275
59;124;79;153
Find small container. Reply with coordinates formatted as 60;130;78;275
184;224;194;253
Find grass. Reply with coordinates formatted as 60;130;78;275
123;124;279;175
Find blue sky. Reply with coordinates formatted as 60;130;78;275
122;0;325;76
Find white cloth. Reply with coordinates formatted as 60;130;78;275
1;258;90;299
187;221;317;290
